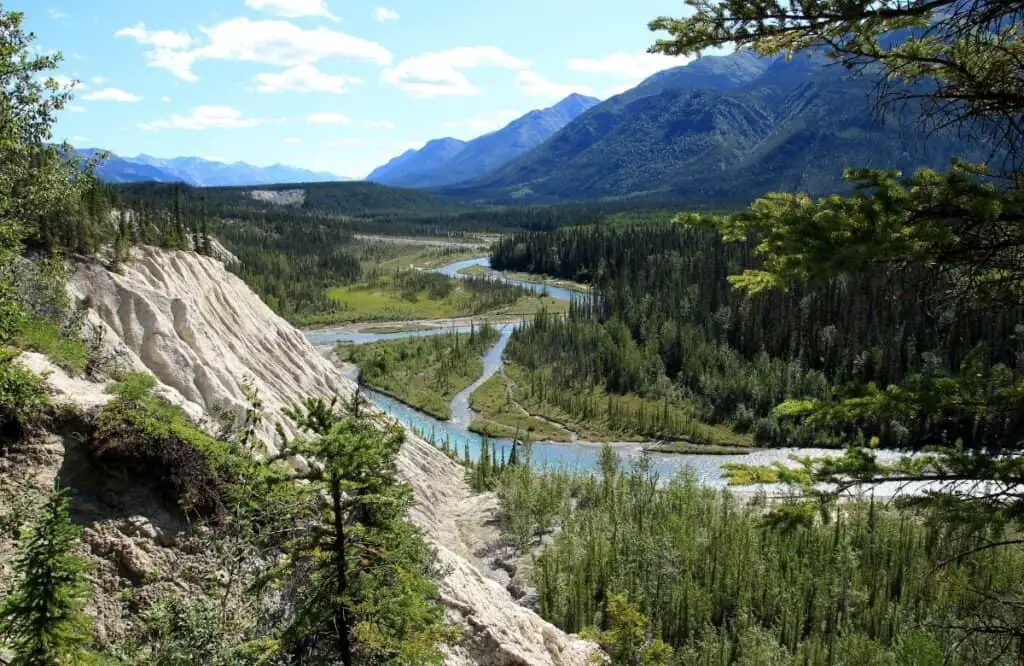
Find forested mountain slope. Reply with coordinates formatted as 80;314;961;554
367;94;599;188
446;52;992;204
366;138;469;187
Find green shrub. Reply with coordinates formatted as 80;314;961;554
15;316;89;375
0;351;50;442
109;372;157;401
90;376;253;522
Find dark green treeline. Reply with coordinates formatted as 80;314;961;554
493;225;1024;447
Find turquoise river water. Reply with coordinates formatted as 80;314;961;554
306;257;912;493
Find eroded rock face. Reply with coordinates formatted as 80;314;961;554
64;247;600;665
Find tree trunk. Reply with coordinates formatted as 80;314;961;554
331;476;353;666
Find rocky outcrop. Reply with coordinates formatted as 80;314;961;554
62;247;599;665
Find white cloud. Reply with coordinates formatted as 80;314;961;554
443;108;522;138
47;8;69;20
307;112;352;125
373;7;399;21
383;46;530;97
66;105;86;113
568;51;682;85
363;119;394;130
91;75;107;85
246;0;337;20
161;95;172;103
117;18;390;82
82;87;142;102
515;70;592;100
285;137;302;145
68;135;90;143
255;63;361;94
139;105;281;130
115;23;193;49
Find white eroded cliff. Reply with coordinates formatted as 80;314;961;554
66;247;599;666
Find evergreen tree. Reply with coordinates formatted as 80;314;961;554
0;486;94;665
198;197;212;256
273;396;453;665
171;186;187;250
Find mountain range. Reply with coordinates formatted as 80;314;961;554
366;93;600;189
438;50;992;203
77;149;347;187
88;48;990;206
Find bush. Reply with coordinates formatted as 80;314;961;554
2;254;95;375
0;351;50;442
89;375;247;522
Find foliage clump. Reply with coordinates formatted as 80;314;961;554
345;323;500;419
89;373;245;522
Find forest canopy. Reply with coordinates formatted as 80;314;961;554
645;0;1024;526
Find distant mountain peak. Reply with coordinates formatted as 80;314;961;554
443;48;987;203
80;150;349;186
557;92;600;105
366;95;600;188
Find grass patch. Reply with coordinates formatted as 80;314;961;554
456;265;492;278
490;295;568;317
14;316;89;374
383;247;482;271
355;323;439;334
324;271;557;324
502;270;591;294
346;326;501;420
468;373;573;442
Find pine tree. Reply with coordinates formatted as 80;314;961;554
0;486;94;665
273;397;452;665
172;186;187;250
199;197;212;256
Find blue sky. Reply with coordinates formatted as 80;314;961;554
17;0;695;178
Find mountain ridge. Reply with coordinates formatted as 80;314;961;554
441;50;990;204
78;149;349;187
366;93;600;189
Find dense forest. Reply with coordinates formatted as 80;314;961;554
494;224;1024;447
110;182;661;324
115;180;669;234
490;447;1024;665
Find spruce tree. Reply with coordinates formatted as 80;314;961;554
273;397;453;665
0;486;94;665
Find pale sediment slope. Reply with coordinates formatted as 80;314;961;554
67;247;598;666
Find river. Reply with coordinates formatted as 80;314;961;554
434;256;589;303
308;256;914;493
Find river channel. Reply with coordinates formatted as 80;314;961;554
306;257;911;493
